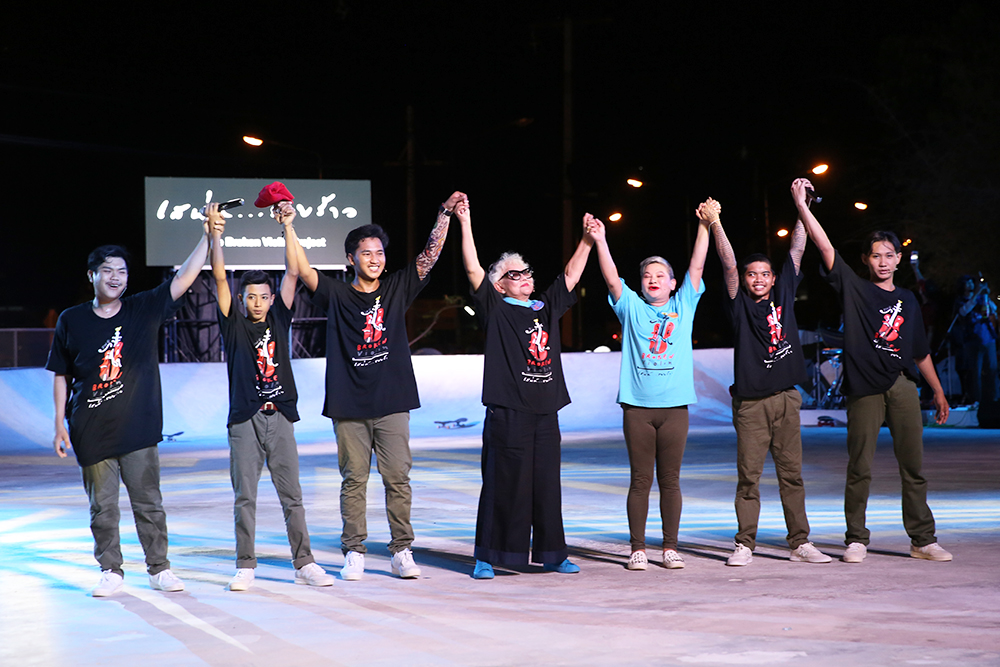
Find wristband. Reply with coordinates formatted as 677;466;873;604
438;204;454;217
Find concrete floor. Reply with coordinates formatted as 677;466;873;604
1;424;998;666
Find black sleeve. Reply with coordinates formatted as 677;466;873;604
45;312;71;375
309;272;334;311
273;291;294;329
472;277;500;326
820;251;851;295
541;274;577;318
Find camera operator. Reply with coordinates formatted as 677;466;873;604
954;274;999;405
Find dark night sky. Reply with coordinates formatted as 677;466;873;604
3;2;998;351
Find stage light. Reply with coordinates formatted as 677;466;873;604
463;305;476;317
902;238;913;246
243;136;263;147
627;179;643;188
777;228;789;237
812;164;829;175
855;202;868;210
609;212;623;222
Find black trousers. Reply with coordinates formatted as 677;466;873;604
474;406;568;565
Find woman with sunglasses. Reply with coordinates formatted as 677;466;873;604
587;201;713;571
456;197;596;579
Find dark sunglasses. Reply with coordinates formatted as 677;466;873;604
502;267;533;281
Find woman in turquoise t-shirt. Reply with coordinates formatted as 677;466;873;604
586;200;714;571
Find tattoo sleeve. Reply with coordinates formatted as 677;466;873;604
790;219;806;276
712;222;739;300
415;211;451;280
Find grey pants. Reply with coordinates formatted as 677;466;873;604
844;373;937;547
732;389;811;550
81;445;170;576
334;412;413;555
229;411;314;569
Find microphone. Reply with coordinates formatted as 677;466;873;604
199;198;245;216
805;188;823;204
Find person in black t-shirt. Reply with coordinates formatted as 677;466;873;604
709;197;831;567
793;177;953;564
207;195;334;591
457;198;595;579
293;190;466;581
46;225;213;597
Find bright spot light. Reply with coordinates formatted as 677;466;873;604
627;179;643;188
243;136;263;147
776;228;789;237
608;212;623;222
854;202;868;210
812;164;829;175
463;305;476;317
902;238;912;246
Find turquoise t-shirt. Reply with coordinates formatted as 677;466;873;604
609;273;705;407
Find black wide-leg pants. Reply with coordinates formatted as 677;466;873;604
474;405;568;566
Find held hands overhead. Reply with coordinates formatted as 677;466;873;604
205;203;227;236
695;198;721;225
583;213;605;243
272;201;296;227
790;178;815;207
443;191;468;213
455;197;471;223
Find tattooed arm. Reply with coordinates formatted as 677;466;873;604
792;178;834;271
708;217;739;300
415;190;466;280
790;218;807;276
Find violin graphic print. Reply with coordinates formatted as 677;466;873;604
526;319;549;362
876;300;904;343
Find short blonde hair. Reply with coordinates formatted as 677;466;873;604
640;256;673;280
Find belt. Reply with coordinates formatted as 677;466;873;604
260;402;277;414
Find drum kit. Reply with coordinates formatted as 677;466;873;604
800;328;845;408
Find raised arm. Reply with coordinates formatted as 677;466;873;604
791;178;835;271
790;218;808;275
53;374;71;458
586;213;623;303
707;214;739;300
279;209;319;292
274;202;299;309
688;198;716;290
415;190;465;281
455;198;486;291
564;216;595;292
207;203;231;316
170;216;212;301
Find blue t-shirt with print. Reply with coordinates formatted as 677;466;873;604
610;273;705;407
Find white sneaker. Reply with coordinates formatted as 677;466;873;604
390;548;421;579
149;569;185;592
663;549;686;569
726;543;753;567
842;542;867;563
295;562;335;586
790;542;832;563
340;551;365;581
92;570;124;597
627;550;648;571
910;542;953;562
229;568;255;591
